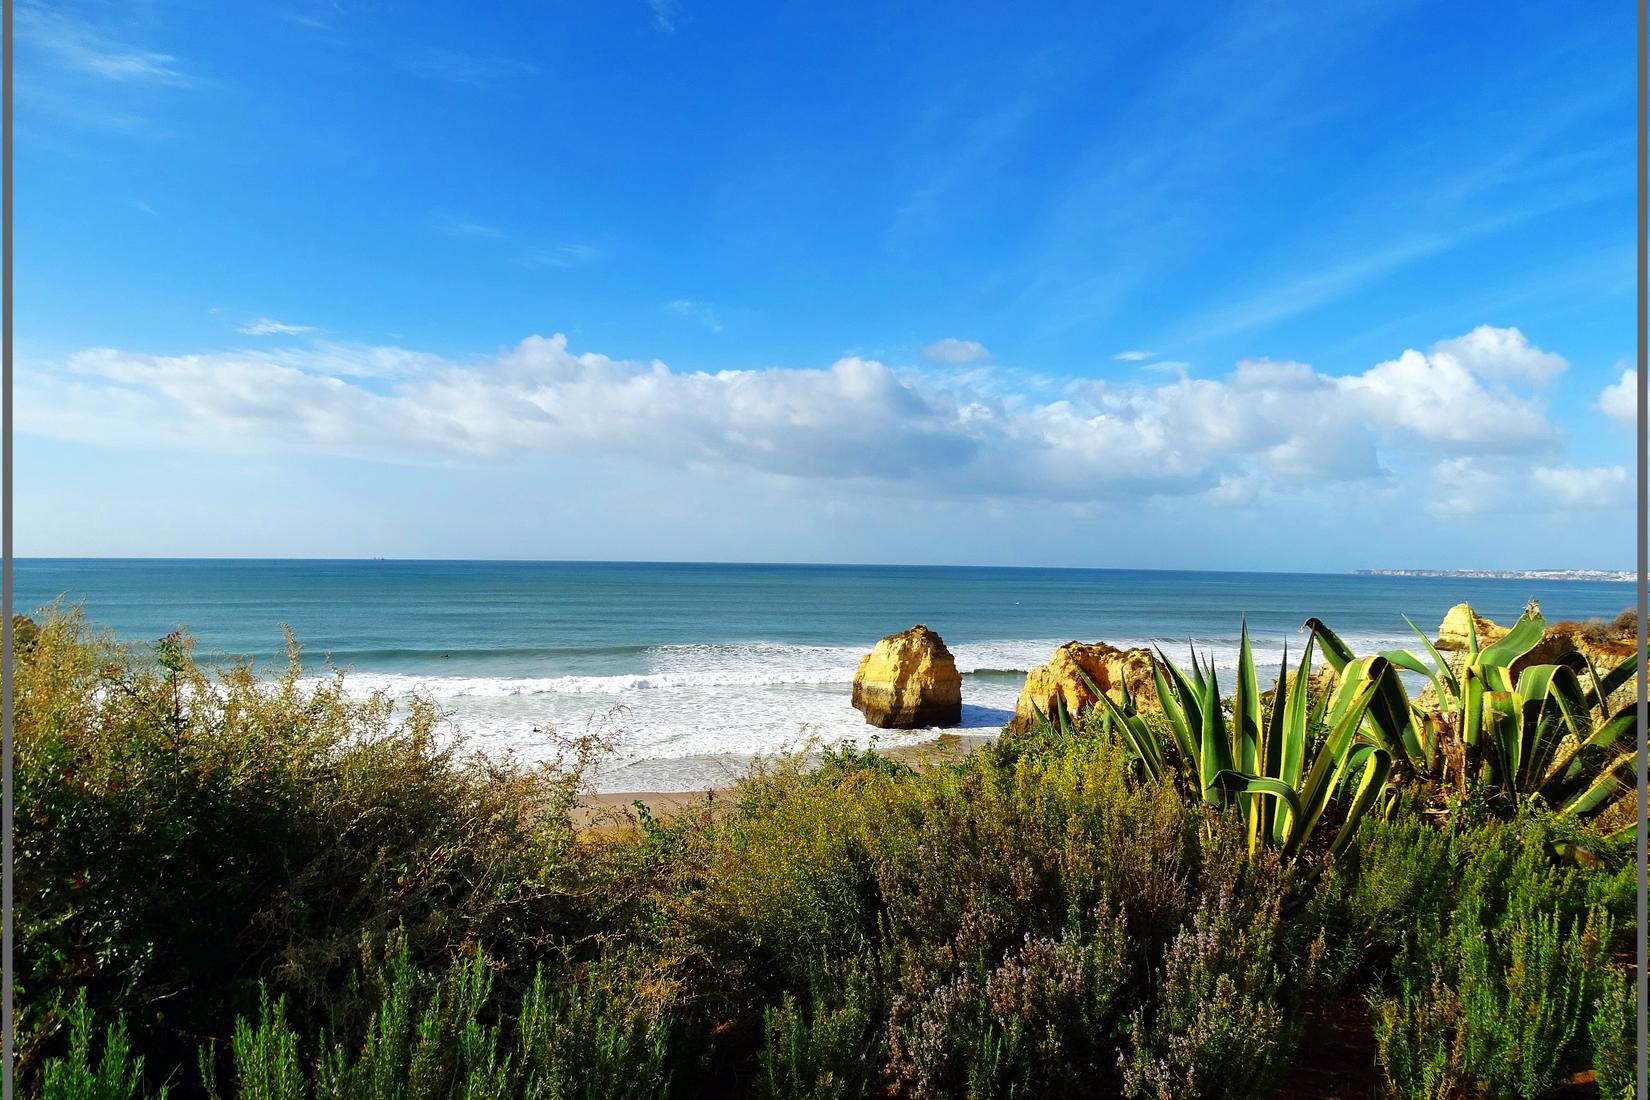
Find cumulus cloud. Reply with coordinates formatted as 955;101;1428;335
21;324;1588;510
922;338;992;364
1429;325;1567;385
1598;367;1636;426
238;317;313;336
1337;327;1563;450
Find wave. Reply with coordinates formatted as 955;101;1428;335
298;629;1421;702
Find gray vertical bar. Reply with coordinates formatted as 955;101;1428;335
1639;0;1648;1094
2;0;13;1092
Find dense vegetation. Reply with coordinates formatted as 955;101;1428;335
17;606;1641;1100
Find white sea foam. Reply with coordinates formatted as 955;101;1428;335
294;628;1421;791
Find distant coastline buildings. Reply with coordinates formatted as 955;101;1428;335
1351;568;1635;582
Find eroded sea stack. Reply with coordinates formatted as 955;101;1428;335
1008;641;1157;734
851;625;963;728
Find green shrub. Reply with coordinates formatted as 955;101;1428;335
195;944;672;1100
1590;966;1637;1100
42;992;161;1100
885;905;1129;1099
17;610;603;1094
1118;884;1300;1100
757;957;882;1100
1371;900;1613;1099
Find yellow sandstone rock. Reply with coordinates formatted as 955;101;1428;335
851;625;963;729
1434;603;1509;651
1009;641;1157;734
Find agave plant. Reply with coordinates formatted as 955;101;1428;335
1083;623;1393;861
1308;605;1639;826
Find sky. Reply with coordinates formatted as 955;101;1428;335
16;0;1639;571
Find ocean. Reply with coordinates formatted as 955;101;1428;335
16;559;1635;791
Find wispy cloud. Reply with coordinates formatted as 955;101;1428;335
519;244;604;269
433;216;509;241
1112;350;1153;362
922;338;992;365
239;317;315;336
400;46;538;87
667;299;724;334
18;3;194;86
436;217;600;270
649;0;679;32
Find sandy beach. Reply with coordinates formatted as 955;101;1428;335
574;731;997;828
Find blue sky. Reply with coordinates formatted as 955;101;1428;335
17;0;1638;569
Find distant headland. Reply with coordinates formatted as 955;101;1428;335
1352;568;1634;582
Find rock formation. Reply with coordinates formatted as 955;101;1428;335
851;625;963;729
1008;641;1157;734
1434;603;1510;651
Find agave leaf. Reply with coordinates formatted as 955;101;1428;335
1199;664;1232;808
1055;691;1075;737
1234;620;1262;776
1150;653;1199;777
1259;639;1290;846
1359;650;1429;770
1514;664;1587;790
1557;751;1635;819
1538;705;1637;806
1404;613;1460;701
1273;634;1316;846
1327;748;1393;859
1591;652;1640;710
1476;606;1546;669
1284;658;1386;860
1461;665;1487;753
1482;689;1520;792
1084;670;1169;784
1214;771;1304;857
1304;617;1356;673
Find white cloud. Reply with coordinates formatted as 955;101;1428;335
238;317;314;336
1113;349;1153;361
1336;327;1563;451
1598;367;1636;426
1530;464;1630;510
1428;324;1567;385
922;338;991;364
21;325;1587;513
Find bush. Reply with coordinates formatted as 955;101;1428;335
1371;893;1614;1099
758;957;883;1100
19;607;1638;1100
1590;966;1637;1100
42;992;159;1100
1118;883;1301;1100
17;610;605;1094
196;943;672;1100
885;907;1129;1099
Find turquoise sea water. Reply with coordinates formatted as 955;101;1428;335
17;559;1635;790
